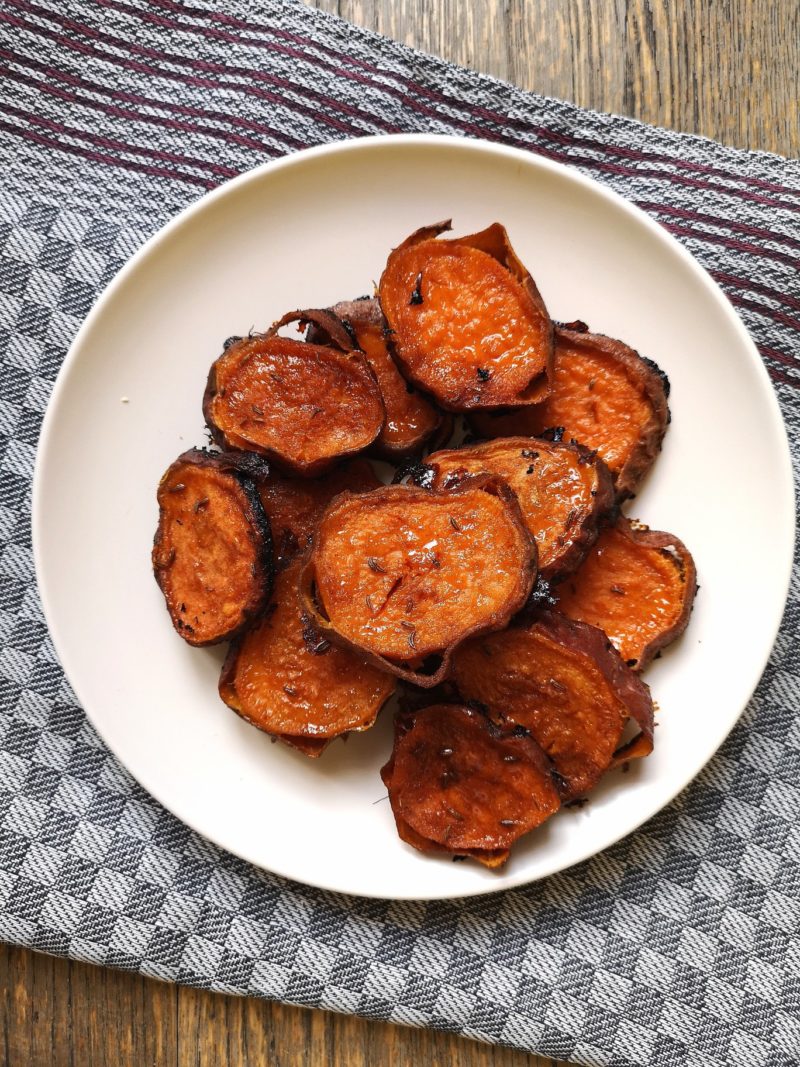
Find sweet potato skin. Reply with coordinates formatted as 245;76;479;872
419;436;615;581
379;221;554;412
254;459;381;566
381;704;561;866
321;299;452;459
555;517;697;670
299;477;537;687
152;449;273;646
203;311;384;477
451;611;654;800
219;560;394;748
468;325;670;499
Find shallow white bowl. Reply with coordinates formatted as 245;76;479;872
33;135;794;900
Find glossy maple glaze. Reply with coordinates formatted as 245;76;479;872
556;520;695;668
311;484;535;661
381;240;550;410
382;705;560;860
205;335;384;475
425;437;613;579
220;560;394;740
452;620;631;800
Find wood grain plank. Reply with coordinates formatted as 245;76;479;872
0;945;178;1067
306;0;799;156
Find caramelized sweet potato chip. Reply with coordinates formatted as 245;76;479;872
469;324;670;498
152;449;272;646
452;612;654;800
203;309;384;477
320;299;451;458
419;437;615;581
555;517;697;670
381;704;561;867
255;459;380;565
379;221;553;411
300;478;536;686
219;560;395;751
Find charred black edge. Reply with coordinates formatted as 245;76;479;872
298;476;538;689
267;307;356;353
153;449;274;647
377;220;555;413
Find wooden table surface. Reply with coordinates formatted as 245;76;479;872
3;2;797;1065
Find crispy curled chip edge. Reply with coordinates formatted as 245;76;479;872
378;220;554;412
152;447;273;647
202;308;385;477
555;516;698;671
380;704;561;867
298;476;537;688
418;435;616;582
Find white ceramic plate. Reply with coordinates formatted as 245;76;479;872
33;135;794;900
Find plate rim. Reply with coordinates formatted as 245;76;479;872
32;133;796;900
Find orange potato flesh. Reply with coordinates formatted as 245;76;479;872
152;450;271;646
379;223;552;411
381;705;560;863
333;301;446;457
555;519;697;670
308;482;536;664
204;334;384;476
469;328;669;497
219;561;395;742
256;459;380;564
424;437;614;581
451;615;650;800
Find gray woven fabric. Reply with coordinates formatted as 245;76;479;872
1;1;799;1063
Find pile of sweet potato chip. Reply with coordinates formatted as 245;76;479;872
153;221;697;870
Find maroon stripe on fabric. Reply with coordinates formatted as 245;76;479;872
0;9;307;156
711;271;800;316
759;343;800;370
157;0;800;207
0;41;305;155
765;364;799;389
728;293;800;335
639;201;800;255
144;0;800;215
657;219;800;272
5;0;393;141
0;52;290;162
9;0;799;220
2;98;238;180
0;115;210;189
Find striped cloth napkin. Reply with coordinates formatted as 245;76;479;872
1;2;798;1064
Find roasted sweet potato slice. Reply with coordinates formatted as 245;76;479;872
152;449;272;646
381;704;561;867
378;221;554;412
255;458;380;565
203;309;384;477
469;324;670;498
219;560;395;751
555;517;697;670
418;437;615;581
299;478;536;686
317;299;451;458
452;612;654;801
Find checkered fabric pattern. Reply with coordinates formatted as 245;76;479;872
1;2;799;1064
